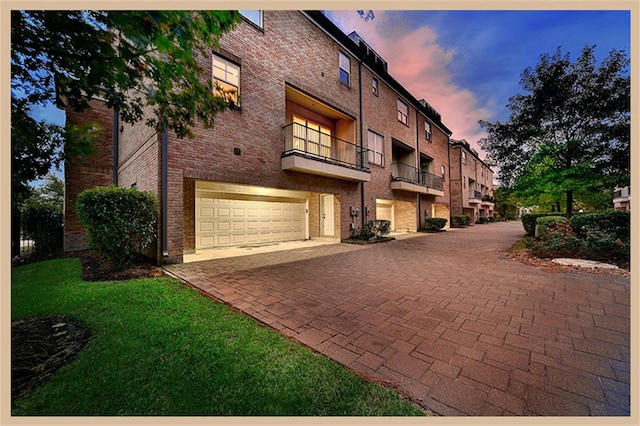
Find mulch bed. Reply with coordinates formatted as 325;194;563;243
507;251;630;278
11;316;91;405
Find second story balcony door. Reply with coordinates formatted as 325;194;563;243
293;116;332;158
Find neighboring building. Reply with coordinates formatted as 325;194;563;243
449;139;494;223
63;10;453;264
613;186;630;211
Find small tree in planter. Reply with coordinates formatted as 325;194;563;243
76;186;157;270
422;218;447;232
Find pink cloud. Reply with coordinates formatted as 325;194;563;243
328;11;493;158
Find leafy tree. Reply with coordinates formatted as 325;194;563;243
479;46;630;218
27;173;65;211
492;186;519;220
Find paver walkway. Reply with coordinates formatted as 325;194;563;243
165;222;631;416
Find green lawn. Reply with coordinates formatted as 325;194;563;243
11;258;426;416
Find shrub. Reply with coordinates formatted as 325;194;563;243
535;216;568;237
521;213;565;236
569;211;630;242
451;215;471;228
571;211;630;262
351;220;390;241
527;220;583;259
76;186;157;270
21;201;63;256
487;216;496;223
423;218;447;232
477;217;488;224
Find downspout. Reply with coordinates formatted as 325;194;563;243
416;109;420;227
112;108;119;185
358;60;365;228
447;136;452;219
161;129;168;258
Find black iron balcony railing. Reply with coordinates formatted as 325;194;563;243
482;194;495;203
391;162;444;191
420;170;444;191
469;190;482;199
283;122;369;170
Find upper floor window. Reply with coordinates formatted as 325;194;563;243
425;122;432;140
213;53;240;106
462;151;467;164
441;165;446;179
339;52;350;86
397;99;408;125
372;77;379;96
367;130;384;166
239;10;263;28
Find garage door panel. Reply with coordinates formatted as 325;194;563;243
196;192;306;249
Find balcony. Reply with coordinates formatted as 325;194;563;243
391;162;444;196
282;122;371;182
468;190;482;204
481;194;495;206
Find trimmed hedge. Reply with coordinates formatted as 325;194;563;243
521;213;565;237
535;216;568;237
451;215;471;228
569;210;630;242
526;210;630;264
76;186;157;269
423;218;447;232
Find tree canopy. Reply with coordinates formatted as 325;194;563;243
11;10;241;202
479;46;630;217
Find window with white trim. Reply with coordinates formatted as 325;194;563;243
339;51;350;86
213;53;240;106
367;130;384;166
397;99;408;125
441;165;446;179
425;121;432;140
372;77;379;96
462;151;467;164
239;10;263;28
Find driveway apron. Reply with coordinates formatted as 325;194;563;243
165;222;631;416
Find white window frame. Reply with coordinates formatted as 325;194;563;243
372;77;379;96
339;51;350;86
397;99;408;125
212;53;240;106
462;151;467;165
441;165;446;179
425;121;432;140
367;130;384;166
239;10;263;28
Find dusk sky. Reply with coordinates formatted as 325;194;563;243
325;9;631;159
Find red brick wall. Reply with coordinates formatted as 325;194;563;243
64;100;115;251
164;11;365;258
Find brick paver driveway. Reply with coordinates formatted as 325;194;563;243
166;222;631;416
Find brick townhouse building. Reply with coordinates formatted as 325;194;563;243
449;139;495;223
63;10;453;264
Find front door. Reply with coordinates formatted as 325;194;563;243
320;194;335;236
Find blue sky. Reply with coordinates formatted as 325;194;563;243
325;9;631;157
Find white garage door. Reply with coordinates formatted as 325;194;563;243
196;193;306;249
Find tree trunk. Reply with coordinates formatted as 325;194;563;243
566;191;573;218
